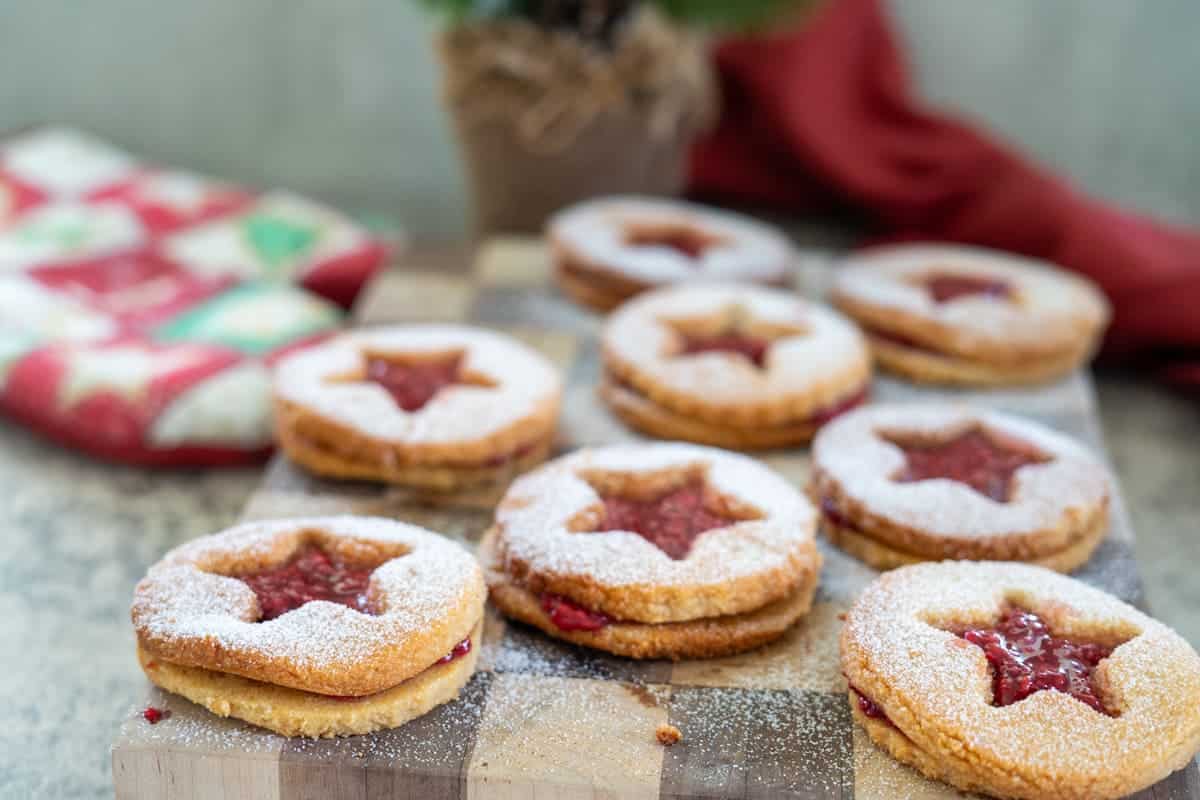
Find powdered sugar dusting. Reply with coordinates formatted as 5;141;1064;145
665;685;854;796
834;244;1109;345
121;689;287;753
133;516;484;674
495;443;816;588
273;325;562;444
603;283;869;406
842;561;1200;785
549;196;792;284
813;403;1111;539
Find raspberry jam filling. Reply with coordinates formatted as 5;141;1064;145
480;440;538;468
959;607;1115;713
329;637;473;701
625;223;723;259
820;496;852;529
864;326;946;355
540;592;614;631
588;480;741;560
435;636;473;665
805;386;869;427
240;546;378;621
365;353;465;412
850;688;892;725
679;333;771;368
886;428;1050;502
923;273;1014;304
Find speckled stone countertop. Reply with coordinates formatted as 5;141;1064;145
0;362;1196;798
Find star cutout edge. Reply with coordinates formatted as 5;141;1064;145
567;464;763;560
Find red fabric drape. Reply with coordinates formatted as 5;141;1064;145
690;0;1200;384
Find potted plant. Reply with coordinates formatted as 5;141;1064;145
417;0;799;234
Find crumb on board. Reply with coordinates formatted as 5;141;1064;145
655;723;682;746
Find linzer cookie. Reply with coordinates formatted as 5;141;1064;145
841;561;1200;799
600;284;871;449
547;196;793;311
481;443;821;659
273;324;562;491
810;404;1111;572
831;244;1110;386
131;516;486;737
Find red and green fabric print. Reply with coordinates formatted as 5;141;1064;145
0;339;256;464
243;214;321;274
161;192;387;297
29;252;232;329
89;171;253;234
0;127;388;466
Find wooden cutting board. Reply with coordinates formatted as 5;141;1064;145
112;240;1200;800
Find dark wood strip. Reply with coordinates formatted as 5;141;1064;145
1130;760;1200;800
279;672;493;800
490;619;675;685
659;687;854;800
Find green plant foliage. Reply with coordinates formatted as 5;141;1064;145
653;0;800;28
415;0;800;29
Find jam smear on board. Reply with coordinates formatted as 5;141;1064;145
142;707;171;724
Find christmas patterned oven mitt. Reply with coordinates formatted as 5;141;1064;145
0;127;393;465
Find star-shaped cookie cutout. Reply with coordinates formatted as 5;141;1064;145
912;271;1015;304
661;305;808;369
569;465;763;559
330;349;496;412
945;605;1127;714
623;219;727;260
882;425;1051;502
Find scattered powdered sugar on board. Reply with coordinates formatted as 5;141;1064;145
283;673;494;767
483;618;669;684
121;691;287;754
663;685;854;796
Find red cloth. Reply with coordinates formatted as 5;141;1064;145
690;0;1200;384
0;128;390;466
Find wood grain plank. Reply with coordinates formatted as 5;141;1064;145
466;674;667;799
660;688;853;799
112;237;1198;800
850;727;963;800
1129;760;1200;800
276;672;492;800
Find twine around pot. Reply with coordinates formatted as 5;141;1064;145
439;7;717;234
